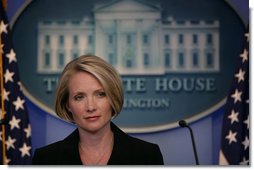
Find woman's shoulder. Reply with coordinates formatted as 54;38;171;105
36;128;79;153
35;139;65;154
110;123;164;165
32;129;80;165
111;123;161;152
124;134;161;154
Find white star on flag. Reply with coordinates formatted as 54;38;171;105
241;136;249;150
19;143;31;157
231;89;242;103
5;136;16;150
13;96;25;111
244;115;249;129
18;81;24;92
227;110;239;124
0;20;8;34
240;157;249;165
4;157;11;165
240;49;248;63
4;88;10;101
4;69;14;83
234;68;245;83
244;33;249;42
6;49;17;63
24;124;32;138
9;116;21;130
225;130;237;144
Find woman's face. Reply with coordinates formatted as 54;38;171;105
67;71;112;133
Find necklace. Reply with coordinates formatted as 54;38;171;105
79;135;114;165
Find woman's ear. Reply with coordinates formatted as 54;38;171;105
66;103;71;112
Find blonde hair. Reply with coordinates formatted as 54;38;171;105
54;55;124;123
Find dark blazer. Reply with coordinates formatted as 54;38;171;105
32;122;164;165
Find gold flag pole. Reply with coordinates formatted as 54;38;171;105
0;28;7;166
1;0;8;164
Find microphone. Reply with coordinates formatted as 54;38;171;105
178;120;200;165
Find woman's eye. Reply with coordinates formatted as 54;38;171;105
74;95;84;101
97;92;106;97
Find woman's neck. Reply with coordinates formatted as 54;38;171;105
78;122;114;165
78;122;113;149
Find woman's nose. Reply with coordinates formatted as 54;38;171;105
86;97;96;112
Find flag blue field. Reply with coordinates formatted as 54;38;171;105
219;29;249;165
0;1;32;165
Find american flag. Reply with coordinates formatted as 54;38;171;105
0;1;32;164
219;29;249;165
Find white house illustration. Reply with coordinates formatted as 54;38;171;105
37;0;220;75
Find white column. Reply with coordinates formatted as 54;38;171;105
116;20;122;69
51;33;58;72
136;19;143;71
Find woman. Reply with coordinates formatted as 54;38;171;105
32;55;164;165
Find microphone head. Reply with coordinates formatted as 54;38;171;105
178;120;188;127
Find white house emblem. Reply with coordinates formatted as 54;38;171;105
12;0;245;132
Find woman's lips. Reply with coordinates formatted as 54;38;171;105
85;115;100;121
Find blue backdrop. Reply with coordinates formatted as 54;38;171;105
6;0;248;165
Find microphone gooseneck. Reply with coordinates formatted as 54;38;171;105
178;120;200;165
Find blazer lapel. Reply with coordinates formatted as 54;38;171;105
61;129;83;165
